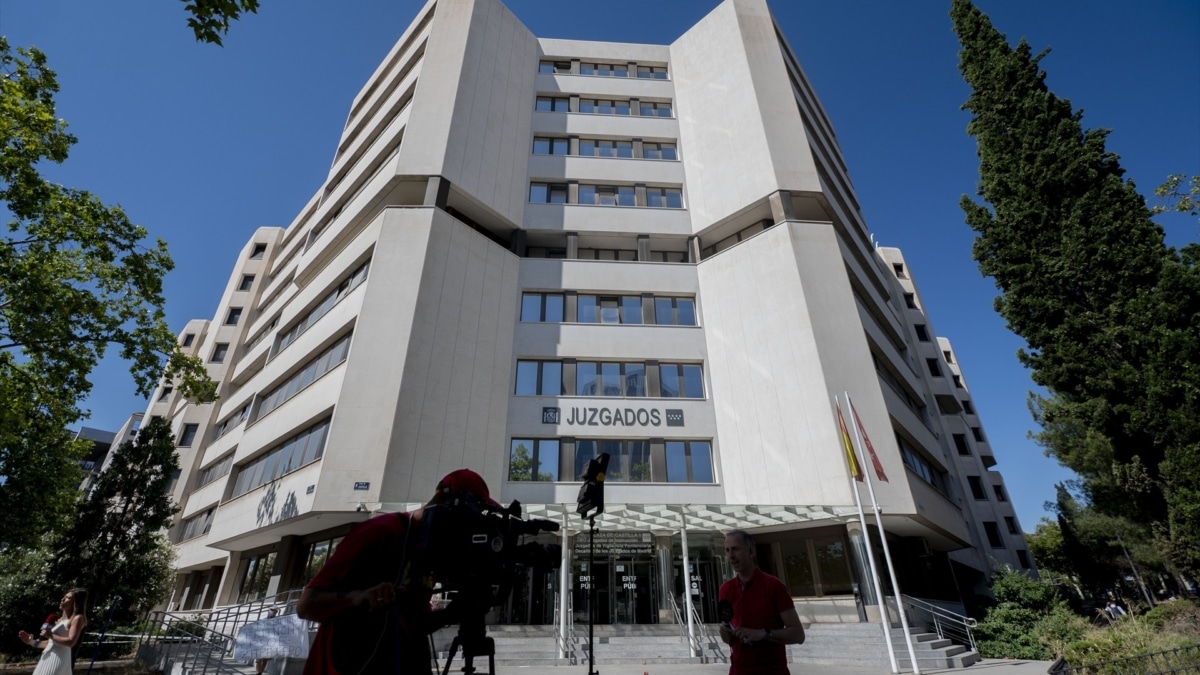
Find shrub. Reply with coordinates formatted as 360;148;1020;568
974;567;1085;659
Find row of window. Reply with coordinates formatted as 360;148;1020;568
521;293;697;326
529;183;683;209
895;432;949;496
516;360;704;398
214;403;251;441
273;260;370;357
230;419;330;499
509;438;714;484
535;97;673;118
533;137;678;161
256;333;352;422
539;60;668;79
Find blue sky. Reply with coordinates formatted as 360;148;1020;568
3;1;1196;533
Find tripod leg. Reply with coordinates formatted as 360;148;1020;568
441;636;461;675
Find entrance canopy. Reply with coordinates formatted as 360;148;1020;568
376;502;860;534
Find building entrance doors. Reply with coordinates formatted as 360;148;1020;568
613;560;657;624
675;559;721;622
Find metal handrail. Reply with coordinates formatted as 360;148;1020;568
137;613;244;675
689;598;727;663
666;592;688;644
899;594;977;652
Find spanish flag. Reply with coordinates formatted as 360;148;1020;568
849;397;890;482
836;401;864;481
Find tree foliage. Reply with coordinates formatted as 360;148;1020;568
0;38;214;547
49;417;180;626
182;0;261;45
951;0;1200;577
974;566;1086;660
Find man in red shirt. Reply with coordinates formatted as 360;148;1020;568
718;529;806;675
297;469;500;674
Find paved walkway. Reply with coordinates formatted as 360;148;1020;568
495;659;1054;675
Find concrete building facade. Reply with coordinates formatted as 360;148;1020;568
146;0;1033;625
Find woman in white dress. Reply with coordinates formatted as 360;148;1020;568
18;588;88;675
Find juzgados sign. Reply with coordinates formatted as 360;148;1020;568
542;406;684;428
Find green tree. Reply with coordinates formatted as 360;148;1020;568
974;566;1086;660
0;39;214;547
183;0;261;45
49;417;179;626
951;0;1200;577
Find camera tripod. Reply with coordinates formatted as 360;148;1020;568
439;608;495;675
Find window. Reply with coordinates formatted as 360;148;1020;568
529;183;568;204
659;363;705;398
914;324;930;341
576;295;643;323
579;184;635;206
236;551;277;603
182;333;195;347
194;454;234;489
250;243;267;259
213;403;251;440
579;98;631;115
962;399;975;414
972;426;984;442
274;260;370;356
239;275;255;291
953;433;971;456
521;293;566;322
158;386;174;402
983;521;1005;548
257;333;352;421
943;350;954;364
925;358;942;377
993;484;1008;502
665;440;713;482
641;142;677;160
639;101;672;117
179;509;215;542
645;187;683;208
892;262;906;278
653;297;697;325
580;62;628;77
302;536;344;584
896;432;949;496
211;343;229;363
532;137;569;155
636;65;667;79
953;374;964;388
1005;516;1019;534
514;360;564;396
508;439;559;481
780;533;854;597
904;293;916;309
535;96;569;112
968;475;987;500
231;419;330;499
225;307;243;325
538;60;571;74
578;139;633;159
178;423;199;447
1016;549;1031;569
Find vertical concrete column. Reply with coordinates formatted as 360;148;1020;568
424;175;450;209
687;236;700;263
680;512;697;657
566;232;579;259
559;511;570;657
265;535;301;600
630;98;642;116
569;137;580;156
568;182;580;205
656;534;675;623
635;185;648;207
569;95;580;113
637;235;650;261
847;521;881;612
570;59;581;75
768;189;796;224
215;551;242;606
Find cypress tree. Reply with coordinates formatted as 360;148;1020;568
951;0;1200;576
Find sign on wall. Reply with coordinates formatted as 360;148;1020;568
572;531;654;556
541;407;685;428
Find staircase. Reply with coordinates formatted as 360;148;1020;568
789;622;980;670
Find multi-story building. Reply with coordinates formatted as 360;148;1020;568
145;0;1032;624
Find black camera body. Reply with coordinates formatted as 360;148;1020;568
414;496;561;612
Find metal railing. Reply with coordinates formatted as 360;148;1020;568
688;598;727;663
1054;644;1200;674
899;594;977;652
551;591;578;663
136;588;309;674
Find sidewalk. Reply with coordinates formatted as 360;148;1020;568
482;659;1054;675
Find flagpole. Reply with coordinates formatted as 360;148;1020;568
847;392;921;674
837;396;898;674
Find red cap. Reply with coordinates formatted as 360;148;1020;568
437;469;500;508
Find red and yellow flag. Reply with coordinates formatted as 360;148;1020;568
850;398;890;482
836;401;863;482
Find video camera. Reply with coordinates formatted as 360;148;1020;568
415;495;561;611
